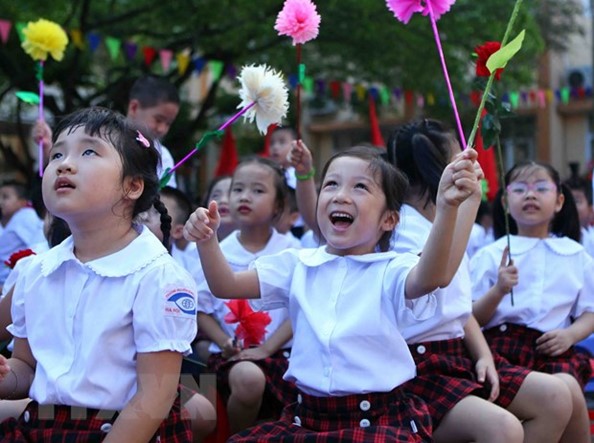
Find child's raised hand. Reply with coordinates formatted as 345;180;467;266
535;329;574;356
438;148;482;208
183;201;220;244
32;119;52;154
495;247;518;297
288;140;313;176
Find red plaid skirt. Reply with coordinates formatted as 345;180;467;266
228;388;432;442
401;337;530;426
483;323;593;388
0;392;192;442
207;348;297;419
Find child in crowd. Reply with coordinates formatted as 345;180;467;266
563;173;594;256
388;120;571;443
471;161;594;443
0;107;215;442
184;144;482;441
126;75;180;188
202;176;236;241
195;157;297;434
0;181;45;288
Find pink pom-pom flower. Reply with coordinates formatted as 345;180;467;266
386;0;456;24
275;0;321;45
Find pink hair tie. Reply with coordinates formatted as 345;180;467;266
135;130;150;148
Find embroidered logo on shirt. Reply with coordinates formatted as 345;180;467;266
164;290;196;318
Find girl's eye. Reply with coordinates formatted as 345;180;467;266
82;149;97;156
323;180;337;188
355;183;368;190
231;187;242;193
50;152;62;160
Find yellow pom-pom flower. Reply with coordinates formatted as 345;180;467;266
22;19;69;62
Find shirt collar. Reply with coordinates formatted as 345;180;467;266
41;226;168;277
298;246;399;267
493;235;583;256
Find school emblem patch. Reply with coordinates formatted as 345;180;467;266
164;290;197;318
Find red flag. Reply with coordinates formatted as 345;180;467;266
368;96;385;148
215;127;239;177
475;112;499;201
260;124;277;158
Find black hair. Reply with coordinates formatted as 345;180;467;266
319;145;408;252
271;125;298;140
47;216;71;247
492;161;581;242
160;185;193;225
0;180;29;200
476;200;492;224
51;107;172;248
202;175;232;208
129;75;180;108
387;119;456;208
563;174;592;206
232;156;288;222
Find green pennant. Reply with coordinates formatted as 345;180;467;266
302;76;314;94
15;22;26;43
208;60;225;81
105;36;121;61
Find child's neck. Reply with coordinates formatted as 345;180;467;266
516;225;551;239
238;225;273;254
70;218;138;263
404;192;436;223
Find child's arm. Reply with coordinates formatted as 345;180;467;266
0;288;13;342
0;338;36;400
184;201;260;299
472;247;517;326
463;315;499;401
536;312;594;357
406;149;482;298
232;319;292;361
197;312;240;359
289;140;319;235
103;351;181;443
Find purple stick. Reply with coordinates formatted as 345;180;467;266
169;101;256;173
38;60;45;177
426;1;467;149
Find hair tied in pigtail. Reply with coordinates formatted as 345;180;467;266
135;130;150;148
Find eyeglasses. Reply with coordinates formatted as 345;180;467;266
506;181;557;196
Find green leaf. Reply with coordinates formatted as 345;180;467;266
486;29;526;73
15;91;40;105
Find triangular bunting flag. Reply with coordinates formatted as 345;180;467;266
142;46;156;66
193;56;206;74
159;49;173;73
208;60;224;81
215;126;239;176
176;51;190;75
15;22;26;42
123;41;137;61
368;96;385;148
105;36;121;61
70;29;85;50
87;32;101;52
0;19;12;45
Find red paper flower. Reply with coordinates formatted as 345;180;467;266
224;300;272;348
475;41;503;80
4;249;36;269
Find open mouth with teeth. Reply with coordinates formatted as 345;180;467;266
330;211;354;227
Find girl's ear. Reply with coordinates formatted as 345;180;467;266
124;176;144;201
554;191;565;213
381;209;399;232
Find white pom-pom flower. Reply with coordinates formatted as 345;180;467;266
237;64;289;134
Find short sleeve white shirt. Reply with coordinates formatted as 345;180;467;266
171;242;200;275
197;229;297;353
9;226;197;410
469;235;594;331
390;205;470;342
252;247;419;396
0;207;45;285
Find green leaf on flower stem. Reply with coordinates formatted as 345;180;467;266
486;29;526;73
481;113;501;149
15;91;40;105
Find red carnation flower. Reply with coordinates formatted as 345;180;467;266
475;41;503;81
4;249;36;269
224;300;272;348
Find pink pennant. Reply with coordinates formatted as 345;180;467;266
0;19;11;45
537;89;546;108
159;49;173;73
342;82;353;102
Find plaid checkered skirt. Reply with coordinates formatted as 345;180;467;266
207;348;297;419
401;337;530;426
483;323;593;388
0;391;192;442
227;387;433;442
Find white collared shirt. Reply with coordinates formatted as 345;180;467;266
0;207;45;285
251;247;419;396
9;226;197;410
171;242;200;274
390;205;470;342
470;235;594;331
197;229;297;353
581;227;594;258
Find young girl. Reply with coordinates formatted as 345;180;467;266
184;145;481;441
0;107;215;442
471;160;594;443
388;120;571;443
196;157;297;434
202;175;236;241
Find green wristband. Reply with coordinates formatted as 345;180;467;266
295;167;315;181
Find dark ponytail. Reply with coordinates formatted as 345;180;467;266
153;195;172;251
